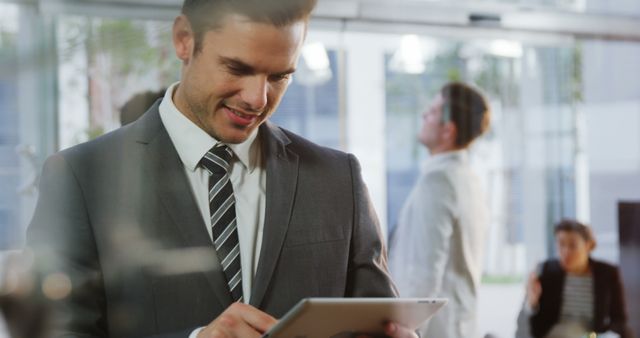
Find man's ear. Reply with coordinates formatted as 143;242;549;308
442;121;457;147
173;15;194;63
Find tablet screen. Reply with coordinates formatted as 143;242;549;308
263;297;447;338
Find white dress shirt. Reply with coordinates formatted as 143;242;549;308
389;150;489;338
158;83;266;337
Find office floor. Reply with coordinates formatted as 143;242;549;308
478;283;524;338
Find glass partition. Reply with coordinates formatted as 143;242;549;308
0;3;19;249
410;0;640;16
382;31;640;336
57;16;179;148
385;36;582;266
56;16;343;150
2;1;640;335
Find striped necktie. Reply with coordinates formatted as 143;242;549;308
200;144;243;302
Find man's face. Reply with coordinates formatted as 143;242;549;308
173;14;306;143
418;93;446;151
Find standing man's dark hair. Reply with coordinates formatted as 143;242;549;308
181;0;318;54
440;82;491;148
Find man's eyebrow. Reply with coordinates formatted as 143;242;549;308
219;56;296;75
219;56;254;73
275;67;297;76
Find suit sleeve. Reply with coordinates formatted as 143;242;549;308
528;261;550;338
26;154;108;337
608;266;634;338
344;154;398;298
396;170;455;298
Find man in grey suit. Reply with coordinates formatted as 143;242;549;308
27;1;417;337
389;82;491;338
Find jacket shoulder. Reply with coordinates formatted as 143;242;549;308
590;258;620;276
57;124;135;161
279;127;351;162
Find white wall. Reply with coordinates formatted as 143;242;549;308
344;32;389;238
583;40;640;263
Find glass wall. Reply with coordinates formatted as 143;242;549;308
1;8;345;250
426;0;640;15
264;49;343;149
57;16;179;148
0;3;19;249
381;38;585;338
380;31;640;336
584;0;640;16
385;36;583;272
2;1;640;336
56;16;343;150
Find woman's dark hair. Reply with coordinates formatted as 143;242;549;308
181;0;318;54
554;219;597;248
440;82;491;148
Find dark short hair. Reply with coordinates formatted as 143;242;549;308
554;219;596;247
181;0;318;53
440;82;490;148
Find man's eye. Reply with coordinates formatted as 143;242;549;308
270;74;291;82
228;66;249;75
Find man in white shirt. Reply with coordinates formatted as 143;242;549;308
389;82;491;338
26;1;416;337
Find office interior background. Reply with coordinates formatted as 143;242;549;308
1;0;639;337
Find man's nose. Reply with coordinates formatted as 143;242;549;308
241;76;268;112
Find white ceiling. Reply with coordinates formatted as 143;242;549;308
14;0;640;42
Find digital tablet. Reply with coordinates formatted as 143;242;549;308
262;297;447;338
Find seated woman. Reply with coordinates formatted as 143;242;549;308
526;219;634;338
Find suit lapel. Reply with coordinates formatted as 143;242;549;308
250;122;299;308
135;105;233;307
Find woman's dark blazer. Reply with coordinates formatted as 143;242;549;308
530;258;634;338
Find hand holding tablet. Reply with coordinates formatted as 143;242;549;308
262;298;447;338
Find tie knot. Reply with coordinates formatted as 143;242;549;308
201;144;233;175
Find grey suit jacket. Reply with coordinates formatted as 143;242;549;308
27;103;397;338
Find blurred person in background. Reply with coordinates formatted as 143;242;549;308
389;82;491;338
0;251;50;338
25;0;416;337
119;88;167;126
526;219;634;338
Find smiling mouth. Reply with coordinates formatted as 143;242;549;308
224;105;263;127
226;106;261;118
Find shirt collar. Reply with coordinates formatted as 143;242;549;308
159;82;260;173
421;149;468;172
